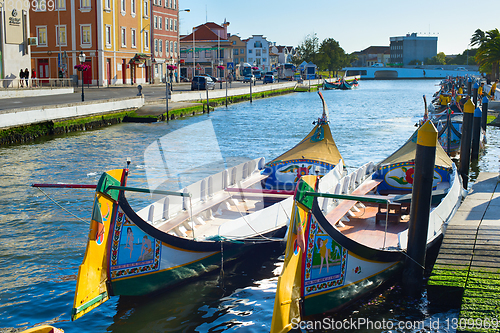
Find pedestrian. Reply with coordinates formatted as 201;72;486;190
490;79;498;100
24;68;30;87
19;69;24;87
32;68;37;87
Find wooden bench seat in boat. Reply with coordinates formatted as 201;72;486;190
325;178;383;225
157;174;271;235
375;202;406;224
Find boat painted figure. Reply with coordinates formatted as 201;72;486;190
70;92;346;320
271;122;463;333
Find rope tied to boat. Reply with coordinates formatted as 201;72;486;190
398;249;425;270
35;186;89;224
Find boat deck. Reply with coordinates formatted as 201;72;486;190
333;203;410;250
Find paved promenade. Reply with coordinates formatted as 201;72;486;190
429;172;500;332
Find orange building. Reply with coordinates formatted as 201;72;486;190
29;0;178;86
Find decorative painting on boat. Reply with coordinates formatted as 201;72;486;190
303;216;348;296
377;162;448;192
109;208;161;279
263;159;334;190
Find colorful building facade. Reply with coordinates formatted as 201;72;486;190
29;0;179;86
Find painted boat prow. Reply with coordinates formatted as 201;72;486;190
19;326;64;333
71;169;127;321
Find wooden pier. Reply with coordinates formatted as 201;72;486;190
428;172;500;332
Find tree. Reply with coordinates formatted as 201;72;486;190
293;33;319;66
472;28;500;80
316;38;349;76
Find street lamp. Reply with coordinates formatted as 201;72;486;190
78;51;86;102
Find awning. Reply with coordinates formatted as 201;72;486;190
129;53;151;64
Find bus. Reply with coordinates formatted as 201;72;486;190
277;63;296;81
235;63;252;81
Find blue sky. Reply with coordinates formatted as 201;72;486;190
179;0;500;55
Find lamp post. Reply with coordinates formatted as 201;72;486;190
177;9;190;83
78;51;86;102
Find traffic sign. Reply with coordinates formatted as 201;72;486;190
227;62;234;70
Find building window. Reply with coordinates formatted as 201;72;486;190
159;40;163;54
158;15;162;29
131;28;136;48
81;25;91;45
165;40;169;53
154;39;158;53
121;27;126;47
248;49;252;54
56;0;66;10
240;48;244;54
174;42;177;55
205;50;211;58
105;25;112;46
263;48;267;53
120;0;126;12
165;18;169;30
81;0;91;9
254;41;262;48
248;57;253;63
154;16;157;29
157;0;161;5
170;41;173;52
233;49;238;56
263;58;267;63
256;49;261;56
180;48;187;58
105;0;111;9
173;0;176;9
36;26;47;46
169;19;172;30
131;0;136;14
56;25;67;46
173;19;177;31
144;30;149;49
35;0;47;11
144;0;149;17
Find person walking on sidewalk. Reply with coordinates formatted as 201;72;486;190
24;68;30;87
19;69;25;87
490;79;498;100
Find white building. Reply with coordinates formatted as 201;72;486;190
0;3;31;87
246;35;270;71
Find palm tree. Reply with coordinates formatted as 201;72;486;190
472;29;500;80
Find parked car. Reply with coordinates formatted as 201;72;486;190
455;67;467;71
253;70;262;80
199;73;218;82
243;74;256;83
191;76;216;90
263;74;275;84
434;67;444;70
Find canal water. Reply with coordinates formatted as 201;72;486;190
0;80;498;332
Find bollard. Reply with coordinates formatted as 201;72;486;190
250;80;253;103
206;88;210;113
225;80;228;108
165;83;169;123
459;100;475;189
473;82;479;107
403;120;437;297
481;96;489;132
471;107;482;161
467;77;472;97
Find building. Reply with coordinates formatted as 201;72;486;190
179;21;230;80
351;46;390;67
390;33;437;65
151;0;179;83
0;3;32;87
30;0;179;86
228;34;245;65
246;35;270;72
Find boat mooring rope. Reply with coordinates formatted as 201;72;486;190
35;187;89;223
398;250;425;270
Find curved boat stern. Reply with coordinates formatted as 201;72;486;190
71;169;127;320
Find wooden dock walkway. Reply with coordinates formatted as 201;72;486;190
428;172;500;332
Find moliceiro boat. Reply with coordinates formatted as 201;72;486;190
71;92;345;320
271;124;463;333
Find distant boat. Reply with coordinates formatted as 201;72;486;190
271;123;463;333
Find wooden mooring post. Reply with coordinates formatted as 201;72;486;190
403;120;437;297
459;100;475;189
471;107;482;161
